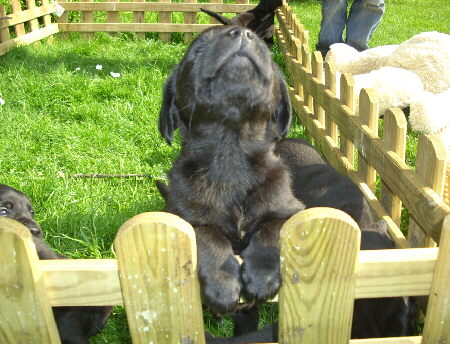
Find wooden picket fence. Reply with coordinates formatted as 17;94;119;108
1;0;450;343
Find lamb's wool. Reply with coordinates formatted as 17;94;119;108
352;67;424;116
409;88;450;135
386;31;450;94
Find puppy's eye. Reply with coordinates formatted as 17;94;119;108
0;208;7;216
30;210;35;217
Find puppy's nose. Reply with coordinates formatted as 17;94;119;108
229;27;254;40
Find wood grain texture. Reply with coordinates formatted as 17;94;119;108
0;217;61;344
312;51;325;126
40;0;52;27
380;108;407;226
279;208;360;344
114;212;205;344
0;3;55;29
183;0;196;42
82;0;94;39
0;5;10;43
26;0;39;32
11;0;26;36
158;0;172;42
58;22;219;32
340;73;355;167
324;61;338;143
422;215;450;343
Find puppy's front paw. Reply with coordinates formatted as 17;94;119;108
200;255;242;315
241;246;281;302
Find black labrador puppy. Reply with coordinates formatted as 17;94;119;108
158;25;305;315
0;184;113;344
206;221;416;343
201;0;283;45
275;138;374;228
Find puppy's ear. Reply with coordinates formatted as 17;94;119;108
159;69;179;145
272;72;292;139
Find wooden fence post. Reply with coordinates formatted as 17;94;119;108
0;5;10;43
324;61;338;144
41;0;52;27
159;0;171;42
107;0;119;36
358;88;379;192
0;218;61;344
340;73;355;167
11;0;25;37
26;0;40;32
380;108;407;226
422;215;450;343
183;0;196;43
408;134;448;248
279;208;360;344
312;51;325;127
82;0;94;39
209;0;223;25
133;0;145;39
114;212;205;344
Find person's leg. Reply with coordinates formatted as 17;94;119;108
316;0;348;57
346;0;385;51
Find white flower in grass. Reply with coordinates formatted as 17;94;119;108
110;72;121;78
0;98;4;105
75;67;81;71
96;64;103;70
56;171;65;178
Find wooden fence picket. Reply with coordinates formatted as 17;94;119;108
0;5;10;43
183;0;196;42
11;0;25;37
159;0;171;42
339;73;355;167
82;0;94;39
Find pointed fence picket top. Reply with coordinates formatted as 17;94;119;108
114;212;205;344
0;217;61;344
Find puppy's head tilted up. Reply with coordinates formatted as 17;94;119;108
159;25;291;145
0;184;42;238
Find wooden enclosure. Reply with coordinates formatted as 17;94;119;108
0;0;449;343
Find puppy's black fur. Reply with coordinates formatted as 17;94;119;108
0;184;113;344
206;221;416;343
200;0;283;45
275;138;373;228
158;26;305;315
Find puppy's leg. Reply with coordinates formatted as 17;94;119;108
241;219;284;302
232;305;259;335
196;226;242;315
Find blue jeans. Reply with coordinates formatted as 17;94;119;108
316;0;385;56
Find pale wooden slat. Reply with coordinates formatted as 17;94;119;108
358;88;379;192
281;50;450;243
59;22;219;33
114;212;205;344
422;215;450;343
0;23;58;56
159;0;172;42
209;0;223;25
301;45;313;110
380;108;407;226
408;134;448;248
183;0;196;43
11;0;26;37
279;208;360;344
325;61;338;143
0;3;55;29
0;218;61;344
82;0;94;39
340;73;355;167
107;0;120;36
0;5;10;43
133;0;145;39
312;51;325;127
57;2;254;12
26;0;39;32
40;0;52;27
350;337;422;344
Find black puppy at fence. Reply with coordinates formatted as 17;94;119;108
0;184;113;344
158;24;305;325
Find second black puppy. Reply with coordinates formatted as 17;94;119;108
158;26;304;314
0;184;112;344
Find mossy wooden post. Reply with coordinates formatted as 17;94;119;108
114;212;205;344
82;0;94;39
324;61;338;143
422;215;450;343
408;134;447;248
183;0;196;43
0;217;61;344
279;208;360;344
159;0;171;42
340;73;355;167
11;0;25;37
312;51;325;127
380;108;407;226
0;5;10;43
358;88;378;192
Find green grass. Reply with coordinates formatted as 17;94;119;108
0;0;448;341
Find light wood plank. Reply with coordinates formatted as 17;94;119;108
340;73;355;167
380;108;407;226
11;0;25;37
422;215;450;343
325;62;338;143
82;0;94;39
312;51;325;126
183;0;196;43
26;0;39;32
114;212;205;344
58;22;219;32
0;5;10;43
40;0;52;27
279;208;359;344
0;3;55;29
159;0;172;42
0;217;61;344
133;0;145;39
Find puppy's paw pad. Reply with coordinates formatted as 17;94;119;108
202;274;241;315
241;265;281;302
